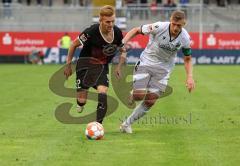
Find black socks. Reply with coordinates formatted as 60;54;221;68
96;93;107;124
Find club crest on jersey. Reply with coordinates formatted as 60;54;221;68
102;44;118;56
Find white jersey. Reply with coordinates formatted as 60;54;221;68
140;21;191;72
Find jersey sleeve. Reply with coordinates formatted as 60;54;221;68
182;32;192;56
140;22;163;35
78;25;93;45
117;29;124;48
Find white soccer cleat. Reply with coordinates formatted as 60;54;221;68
76;105;84;113
120;123;133;134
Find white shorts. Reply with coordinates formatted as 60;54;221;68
133;60;170;95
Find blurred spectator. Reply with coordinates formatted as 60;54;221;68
125;0;136;19
63;0;69;5
59;32;72;59
79;0;84;6
203;0;209;4
60;32;71;49
216;0;225;7
179;0;188;17
164;0;176;8
226;0;231;5
179;0;189;5
116;0;123;16
2;0;13;19
17;0;22;3
150;0;157;16
139;0;149;20
27;0;31;5
37;0;42;5
28;49;44;65
156;0;162;4
48;0;52;6
164;0;176;20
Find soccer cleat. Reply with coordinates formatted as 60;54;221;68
120;123;132;134
76;105;84;113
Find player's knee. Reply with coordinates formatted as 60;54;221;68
133;90;145;101
97;85;108;94
144;93;159;107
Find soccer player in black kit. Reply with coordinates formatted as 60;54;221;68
64;5;126;124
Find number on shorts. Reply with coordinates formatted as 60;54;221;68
76;79;81;89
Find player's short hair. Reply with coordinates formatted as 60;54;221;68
170;10;186;22
99;5;115;17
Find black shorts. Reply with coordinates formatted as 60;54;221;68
76;58;109;91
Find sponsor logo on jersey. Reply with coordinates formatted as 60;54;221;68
159;43;180;52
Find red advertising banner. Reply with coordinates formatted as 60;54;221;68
203;32;240;49
0;32;239;56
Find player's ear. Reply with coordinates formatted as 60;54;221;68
183;20;187;26
99;15;102;22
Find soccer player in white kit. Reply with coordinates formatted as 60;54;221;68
116;10;195;133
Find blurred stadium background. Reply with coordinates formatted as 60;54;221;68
0;0;240;64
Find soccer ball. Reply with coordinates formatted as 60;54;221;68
85;122;104;140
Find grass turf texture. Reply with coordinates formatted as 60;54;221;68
0;64;239;166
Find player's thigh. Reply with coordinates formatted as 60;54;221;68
76;59;105;89
95;68;109;93
133;61;151;92
148;70;170;96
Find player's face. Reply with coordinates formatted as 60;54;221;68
100;15;115;33
170;19;185;36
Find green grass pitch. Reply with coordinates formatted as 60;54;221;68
0;64;239;166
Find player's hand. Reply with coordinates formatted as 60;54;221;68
186;76;195;93
114;65;122;80
64;64;72;79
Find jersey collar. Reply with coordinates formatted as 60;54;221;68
99;25;114;44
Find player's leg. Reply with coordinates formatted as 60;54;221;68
128;60;149;105
94;67;109;124
96;85;108;124
76;62;90;113
76;89;88;113
121;62;151;133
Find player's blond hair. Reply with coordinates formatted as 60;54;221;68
99;5;115;17
170;10;186;22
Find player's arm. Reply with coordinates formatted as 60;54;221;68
115;47;127;79
64;38;82;79
122;22;161;45
183;48;195;92
122;27;142;45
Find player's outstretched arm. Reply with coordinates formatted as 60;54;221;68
64;38;82;79
122;27;141;45
184;56;195;93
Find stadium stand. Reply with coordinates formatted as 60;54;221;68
0;0;239;32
